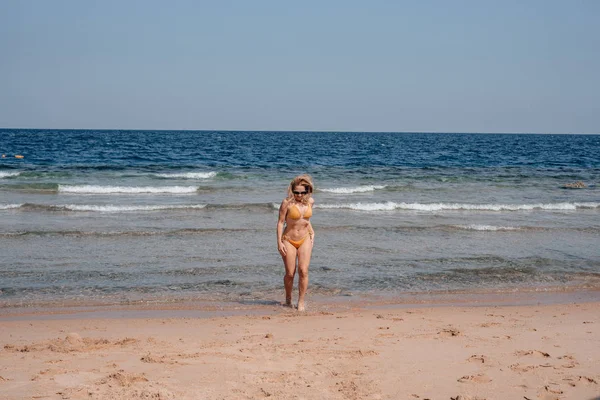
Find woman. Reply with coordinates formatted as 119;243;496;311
277;175;315;311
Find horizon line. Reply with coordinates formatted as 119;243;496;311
1;127;599;135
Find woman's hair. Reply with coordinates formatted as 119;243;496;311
287;174;314;204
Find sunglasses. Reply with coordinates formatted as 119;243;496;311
293;190;308;195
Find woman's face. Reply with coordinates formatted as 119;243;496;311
292;185;308;199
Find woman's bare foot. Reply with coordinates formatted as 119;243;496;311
297;301;306;312
285;297;292;307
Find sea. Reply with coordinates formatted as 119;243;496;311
0;130;599;310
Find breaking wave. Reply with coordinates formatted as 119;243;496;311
152;171;217;179
1;202;277;213
58;185;199;194
0;204;22;210
0;171;20;178
452;224;521;231
320;185;387;194
62;204;207;212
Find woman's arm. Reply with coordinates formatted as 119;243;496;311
308;198;315;244
277;200;288;256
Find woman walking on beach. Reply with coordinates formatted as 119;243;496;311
277;175;315;311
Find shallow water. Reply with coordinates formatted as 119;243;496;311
1;130;599;308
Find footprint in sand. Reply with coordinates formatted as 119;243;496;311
140;354;180;365
4;334;138;353
562;375;598;387
98;371;148;387
438;328;461;337
510;363;531;372
478;322;501;328
557;354;579;369
543;383;563;395
577;375;598;384
509;363;553;373
457;374;492;383
467;355;487;364
514;350;550;358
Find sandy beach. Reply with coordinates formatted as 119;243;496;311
1;299;599;400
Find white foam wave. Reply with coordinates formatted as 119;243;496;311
63;204;207;212
0;172;20;178
58;185;198;194
0;204;22;210
321;185;387;194
573;202;600;209
153;171;217;179
318;202;397;211
454;225;520;231
318;202;600;212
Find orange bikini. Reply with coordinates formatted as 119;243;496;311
287;203;312;220
282;234;309;249
282;203;313;249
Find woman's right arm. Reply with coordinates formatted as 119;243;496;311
277;200;288;256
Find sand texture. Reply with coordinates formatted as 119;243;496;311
1;303;599;399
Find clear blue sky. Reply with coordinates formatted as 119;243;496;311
1;0;598;133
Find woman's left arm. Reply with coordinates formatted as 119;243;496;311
308;198;315;244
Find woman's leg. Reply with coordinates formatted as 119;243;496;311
296;239;313;311
281;241;298;306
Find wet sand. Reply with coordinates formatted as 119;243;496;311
1;299;599;400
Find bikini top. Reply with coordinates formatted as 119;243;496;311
287;203;312;220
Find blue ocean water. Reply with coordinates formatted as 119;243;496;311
0;130;599;308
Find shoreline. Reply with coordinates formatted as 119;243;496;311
2;288;599;321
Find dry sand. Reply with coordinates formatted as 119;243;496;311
1;302;599;400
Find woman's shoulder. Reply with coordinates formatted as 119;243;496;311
280;198;292;209
309;197;315;205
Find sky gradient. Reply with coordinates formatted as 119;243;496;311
1;1;599;133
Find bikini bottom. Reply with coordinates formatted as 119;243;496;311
282;233;310;249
